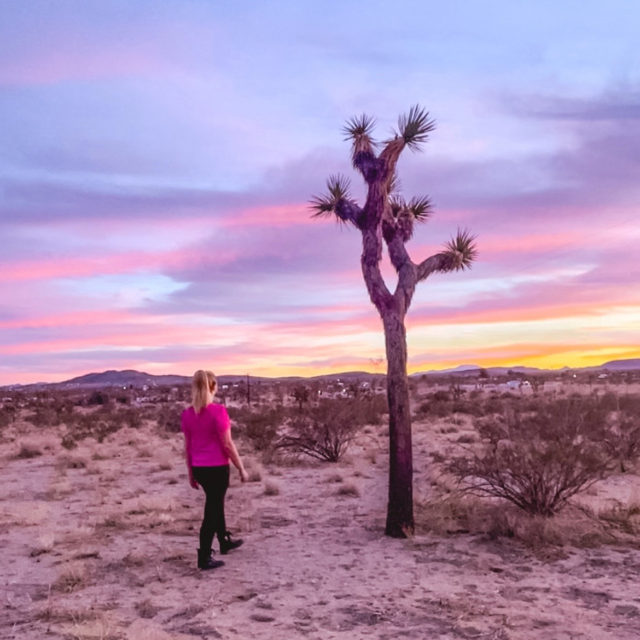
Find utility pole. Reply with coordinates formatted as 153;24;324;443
246;374;251;406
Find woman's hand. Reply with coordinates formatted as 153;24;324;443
239;468;249;483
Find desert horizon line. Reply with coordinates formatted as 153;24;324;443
5;354;640;388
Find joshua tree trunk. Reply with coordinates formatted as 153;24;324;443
382;310;414;536
312;106;477;537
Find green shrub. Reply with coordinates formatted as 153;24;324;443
229;406;283;451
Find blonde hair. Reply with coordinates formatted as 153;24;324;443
205;370;217;394
191;370;213;413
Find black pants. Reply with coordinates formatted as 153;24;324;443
192;465;229;553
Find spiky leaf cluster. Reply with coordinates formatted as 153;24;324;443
397;105;436;151
439;229;478;271
342;114;376;142
310;174;351;218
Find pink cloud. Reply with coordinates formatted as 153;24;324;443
219;203;312;229
1;247;239;283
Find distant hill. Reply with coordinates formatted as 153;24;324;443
412;365;543;377
63;369;190;387
309;371;385;382
600;359;640;371
412;358;640;377
60;369;385;388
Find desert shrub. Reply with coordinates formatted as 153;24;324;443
230;407;282;451
335;483;360;497
358;392;388;425
61;433;77;450
417;397;451;418
87;390;110;406
449;395;639;517
603;415;640;472
53;562;87;593
15;444;42;459
120;407;143;429
598;502;640;535
156;404;183;433
275;398;362;462
26;407;60;428
63;407;126;444
416;390;487;419
0;405;15;428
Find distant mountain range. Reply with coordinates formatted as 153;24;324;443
3;358;639;390
412;358;640;377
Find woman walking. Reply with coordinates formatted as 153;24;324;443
181;370;249;570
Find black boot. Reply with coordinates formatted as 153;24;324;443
197;548;224;570
219;531;243;555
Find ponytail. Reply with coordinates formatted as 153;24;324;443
191;370;210;413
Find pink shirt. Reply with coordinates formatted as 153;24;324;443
181;403;230;467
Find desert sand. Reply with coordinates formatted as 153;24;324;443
2;401;640;640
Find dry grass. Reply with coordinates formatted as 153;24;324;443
56;453;88;470
598;501;640;535
135;598;159;619
52;562;88;593
99;514;127;530
14;443;42;459
335;483;360;497
415;493;623;550
263;480;280;496
30;533;55;557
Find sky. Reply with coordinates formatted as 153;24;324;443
1;0;639;385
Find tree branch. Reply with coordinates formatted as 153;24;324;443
379;137;405;185
416;253;448;282
416;230;478;281
361;227;393;313
387;232;417;313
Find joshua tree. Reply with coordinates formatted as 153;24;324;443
311;106;477;537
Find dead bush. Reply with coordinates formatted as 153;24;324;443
449;395;639;516
275;398;361;462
